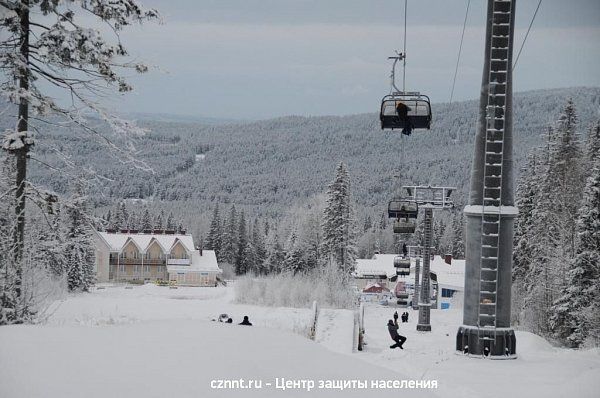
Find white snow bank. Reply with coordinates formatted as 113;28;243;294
0;320;435;398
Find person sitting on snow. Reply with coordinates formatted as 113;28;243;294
239;315;253;326
388;311;407;349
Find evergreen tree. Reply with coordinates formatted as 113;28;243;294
235;211;248;274
514;153;540;281
221;205;238;265
586;121;600;166
264;229;284;274
451;212;465;259
548;99;582;258
283;230;305;274
549;161;600;347
64;182;95;291
363;214;372;232
166;212;176;230
521;134;562;334
141;208;153;230
251;220;266;273
113;202;127;229
155;210;165;230
206;204;223;259
321;162;357;274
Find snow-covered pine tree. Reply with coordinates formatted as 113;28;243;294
33;205;65;278
0;1;157;317
155;210;165;230
586;121;600;166
206;204;222;259
547;99;583;258
128;209;139;229
263;228;284;274
544;100;586;337
514;153;540;282
321;162;357;274
451;212;465;259
64;181;95;292
283;230;305;274
221;205;238;266
251;220;266;273
141;208;153;230
0;156;19;323
235;211;248;274
166;212;175;231
549;159;600;347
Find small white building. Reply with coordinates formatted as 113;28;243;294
353;253;465;309
93;230;222;286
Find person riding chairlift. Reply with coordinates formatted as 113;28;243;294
396;102;413;136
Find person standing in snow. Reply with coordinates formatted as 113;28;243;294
388;311;407;349
402;243;408;257
239;315;253;326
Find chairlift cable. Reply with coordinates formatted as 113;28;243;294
450;0;471;105
402;0;408;92
513;0;542;71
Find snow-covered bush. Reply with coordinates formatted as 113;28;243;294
234;262;356;309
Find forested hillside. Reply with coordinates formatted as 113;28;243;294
7;86;599;230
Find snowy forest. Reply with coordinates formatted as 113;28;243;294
513;101;600;348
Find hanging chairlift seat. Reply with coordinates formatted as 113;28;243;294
394;256;411;276
380;93;432;131
388;200;418;219
393;219;416;234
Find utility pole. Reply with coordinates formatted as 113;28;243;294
456;0;518;358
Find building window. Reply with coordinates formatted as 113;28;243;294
145;265;150;272
119;264;125;272
441;288;455;298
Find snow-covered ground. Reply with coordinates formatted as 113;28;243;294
1;284;598;398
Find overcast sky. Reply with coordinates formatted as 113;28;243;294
91;1;600;119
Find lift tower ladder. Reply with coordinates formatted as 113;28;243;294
477;0;513;339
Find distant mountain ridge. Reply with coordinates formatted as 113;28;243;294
3;86;599;229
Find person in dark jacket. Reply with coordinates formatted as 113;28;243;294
388;312;407;349
239;315;252;326
395;102;413;136
402;243;408;257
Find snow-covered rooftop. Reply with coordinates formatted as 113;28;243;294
96;231;195;254
354;254;465;291
167;250;221;273
354;254;398;278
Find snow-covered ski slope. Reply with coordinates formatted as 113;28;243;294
1;284;598;398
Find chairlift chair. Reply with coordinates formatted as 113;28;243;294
393;256;411;276
388;200;418;219
393;219;416;234
380;93;432;131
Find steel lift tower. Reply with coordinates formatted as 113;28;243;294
402;186;455;332
456;0;518;358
